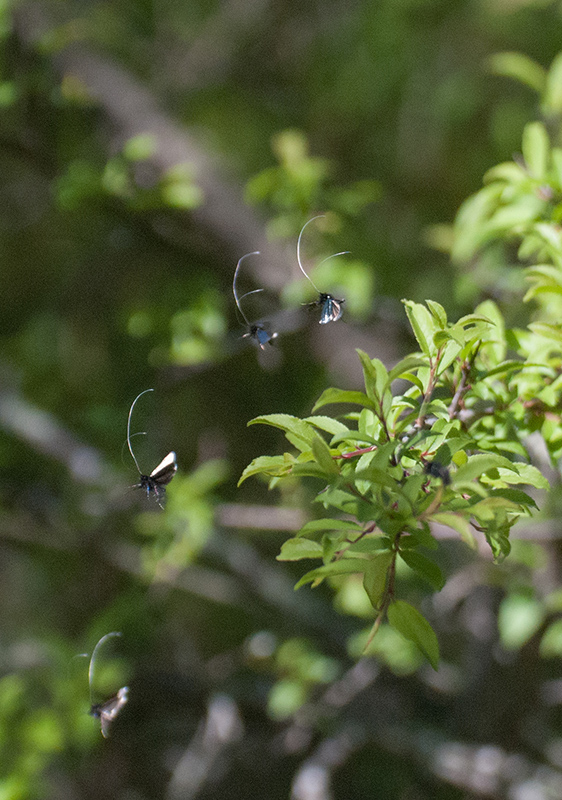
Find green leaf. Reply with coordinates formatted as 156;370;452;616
504;463;549;490
387;355;428;384
399;551;445;591
543;52;562;114
488;488;537;508
402;300;436;355
292;462;334;480
295;558;368;589
485;360;525;378
297;518;364;539
433;329;464;348
313;486;372;518
453;454;518;484
362;552;393;607
303;416;350;436
533;223;562;258
431;512;475;547
405;523;439;551
528;322;562;344
277;538;324;561
248;414;315;451
356;349;389;405
488;52;546;94
426;300;448;327
485;528;511;562
312;388;374;412
238;455;293;486
387;600;440;670
475;299;506;364
354;466;398;490
522;121;550;180
311;434;340;476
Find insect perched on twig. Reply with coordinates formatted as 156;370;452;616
127;389;177;508
297;216;348;324
87;632;129;738
233;251;278;349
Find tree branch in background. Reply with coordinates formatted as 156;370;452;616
14;2;289;289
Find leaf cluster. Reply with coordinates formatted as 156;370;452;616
241;299;549;666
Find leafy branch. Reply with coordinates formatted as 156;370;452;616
240;299;549;667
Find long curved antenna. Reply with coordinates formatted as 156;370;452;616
238;288;264;303
316;250;351;269
88;631;122;703
296;216;326;293
233;251;260;326
127;389;154;474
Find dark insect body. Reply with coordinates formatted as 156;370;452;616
424;460;451;486
136;450;178;503
127;389;177;508
90;686;129;739
297;216;347;324
245;323;277;349
307;292;345;325
233;251;278;349
87;632;129;738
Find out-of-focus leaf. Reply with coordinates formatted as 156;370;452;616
387;600;440;670
488;52;546;94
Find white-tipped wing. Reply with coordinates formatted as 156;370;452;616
149;451;178;485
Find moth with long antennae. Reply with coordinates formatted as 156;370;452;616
233;251;278;349
87;631;129;738
297;215;348;324
127;389;177;508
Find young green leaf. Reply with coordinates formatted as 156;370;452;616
248;414;316;451
453;453;519;484
363;552;393;607
310;434;340;476
399;550;445;591
297;518;364;539
387;600;440;670
295;558;369;589
277;538;324;561
403;301;437;356
238;455;293;486
431;512;476;547
303;416;350;436
356;349;389;404
543;52;562;115
387;356;428;384
487;51;546;94
312;388;375;413
522;121;550;180
426;300;448;327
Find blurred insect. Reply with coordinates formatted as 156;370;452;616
233;251;278;349
87;632;129;738
297;216;348;324
423;460;451;486
127;389;177;508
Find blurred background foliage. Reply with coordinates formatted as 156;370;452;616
1;0;562;798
